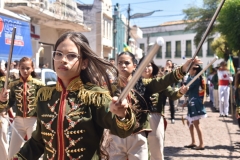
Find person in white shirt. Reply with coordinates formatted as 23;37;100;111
217;61;233;117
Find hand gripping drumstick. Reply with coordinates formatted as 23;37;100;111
186;56;218;88
117;37;165;103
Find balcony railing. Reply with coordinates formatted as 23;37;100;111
4;0;83;23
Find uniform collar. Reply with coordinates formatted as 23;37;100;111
20;75;32;82
56;76;84;92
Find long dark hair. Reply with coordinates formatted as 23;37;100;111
193;64;204;89
19;57;37;78
117;51;137;87
53;32;118;96
139;56;159;77
118;51;138;65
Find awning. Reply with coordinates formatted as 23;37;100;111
0;14;32;61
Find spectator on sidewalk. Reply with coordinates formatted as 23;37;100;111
211;67;219;111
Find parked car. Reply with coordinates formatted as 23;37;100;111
35;68;57;86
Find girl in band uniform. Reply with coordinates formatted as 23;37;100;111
0;32;136;160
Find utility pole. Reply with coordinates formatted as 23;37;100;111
127;4;131;45
113;15;117;58
113;3;119;65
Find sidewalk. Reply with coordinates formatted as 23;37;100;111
164;98;240;160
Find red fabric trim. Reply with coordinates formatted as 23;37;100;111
57;90;68;160
219;80;229;86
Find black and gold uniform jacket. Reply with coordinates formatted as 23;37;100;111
0;75;45;117
149;86;183;114
115;67;185;134
16;77;136;160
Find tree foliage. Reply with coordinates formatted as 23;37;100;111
211;36;238;61
217;0;240;52
183;0;220;46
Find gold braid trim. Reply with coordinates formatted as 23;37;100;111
0;101;8;109
176;90;183;98
236;107;240;114
15;153;26;160
78;88;111;107
173;67;185;81
0;76;5;82
70;77;112;107
115;110;135;131
38;76;112;107
32;78;45;86
35;87;55;103
142;78;153;85
8;80;20;89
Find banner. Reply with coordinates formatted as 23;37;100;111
0;14;32;60
227;56;235;75
130;11;159;19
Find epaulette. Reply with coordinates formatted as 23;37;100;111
142;78;154;85
78;83;112;107
35;86;55;103
0;76;5;82
32;78;45;86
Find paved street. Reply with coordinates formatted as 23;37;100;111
164;98;240;160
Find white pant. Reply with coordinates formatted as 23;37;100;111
106;131;148;160
0;115;9;160
148;113;165;160
218;86;230;115
209;86;214;102
213;89;219;109
8;117;37;160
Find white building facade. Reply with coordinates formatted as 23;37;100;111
78;0;113;59
138;21;222;68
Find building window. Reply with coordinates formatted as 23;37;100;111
175;41;181;58
104;20;107;38
139;43;145;54
156;47;162;58
185;40;192;57
165;42;171;58
207;38;214;56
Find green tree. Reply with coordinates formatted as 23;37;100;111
211;36;238;61
183;0;220;46
217;0;240;52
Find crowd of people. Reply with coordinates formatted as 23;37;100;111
0;32;239;160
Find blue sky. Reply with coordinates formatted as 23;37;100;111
78;0;203;27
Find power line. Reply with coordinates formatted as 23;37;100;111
119;0;167;6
